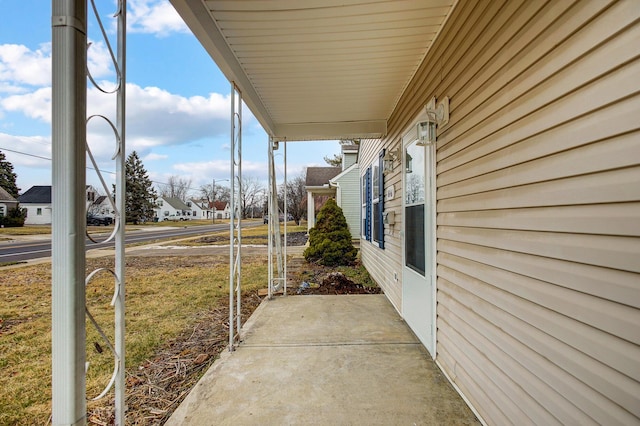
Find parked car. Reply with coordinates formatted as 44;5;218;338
163;214;188;221
86;214;113;226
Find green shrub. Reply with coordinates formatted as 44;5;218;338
304;198;357;266
0;205;26;227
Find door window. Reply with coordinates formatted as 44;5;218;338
405;141;425;274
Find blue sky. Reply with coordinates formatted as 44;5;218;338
0;0;341;196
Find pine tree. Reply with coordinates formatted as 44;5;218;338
0;150;20;198
123;151;157;224
304;198;357;266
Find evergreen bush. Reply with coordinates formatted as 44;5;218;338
0;205;26;227
304;198;357;266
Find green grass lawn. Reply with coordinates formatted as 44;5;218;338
0;255;268;424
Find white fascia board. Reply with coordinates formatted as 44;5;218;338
274;120;386;142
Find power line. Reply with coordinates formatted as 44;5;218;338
0;146;232;191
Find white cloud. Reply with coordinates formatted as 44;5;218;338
127;0;189;36
87;40;118;83
1;87;51;122
144;152;169;161
0;133;51;167
0;43;51;89
1;82;234;150
172;159;270;187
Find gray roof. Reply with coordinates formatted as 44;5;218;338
0;186;17;202
305;167;341;187
17;185;51;204
163;197;191;210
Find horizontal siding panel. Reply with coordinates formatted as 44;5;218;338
438;95;640;186
440;296;592;425
437;238;640;309
439;279;639;424
439;132;640;199
440;0;606;131
438;54;640;166
438;225;640;274
436;240;640;342
437;333;514;426
437;203;640;236
361;240;402;312
438;314;543;425
438;166;640;212
437;250;640;379
438;0;635;159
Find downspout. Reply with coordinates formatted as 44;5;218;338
51;1;87;423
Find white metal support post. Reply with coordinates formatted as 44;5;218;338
51;1;88;423
113;1;127;422
283;141;287;296
267;138;286;297
229;83;242;350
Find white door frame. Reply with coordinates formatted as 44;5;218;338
401;114;437;357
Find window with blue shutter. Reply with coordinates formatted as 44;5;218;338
373;150;385;249
364;167;372;241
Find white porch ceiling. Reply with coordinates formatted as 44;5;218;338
170;0;455;141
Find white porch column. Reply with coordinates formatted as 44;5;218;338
51;1;87;424
307;190;315;232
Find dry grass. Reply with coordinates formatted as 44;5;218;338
174;222;307;246
0;254;268;425
0;225;52;235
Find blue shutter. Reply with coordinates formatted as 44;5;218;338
365;167;372;242
378;150;385;249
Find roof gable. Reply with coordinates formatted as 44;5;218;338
213;201;229;211
306;167;341;187
163;197;191;210
0;186;17;202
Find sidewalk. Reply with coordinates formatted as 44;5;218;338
166;294;479;425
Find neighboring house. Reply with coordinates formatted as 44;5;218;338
306;144;361;238
18;186;52;225
187;199;212;220
155;197;193;220
211;201;231;219
305;167;340;231
0;186;18;218
88;195;115;219
19;185;101;225
329;144;360;239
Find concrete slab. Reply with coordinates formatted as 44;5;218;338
167;295;479;425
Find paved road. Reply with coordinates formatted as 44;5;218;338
0;222;259;264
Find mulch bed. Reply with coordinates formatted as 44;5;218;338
87;292;263;425
287;258;381;295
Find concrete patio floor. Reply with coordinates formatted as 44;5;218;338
166;294;479;425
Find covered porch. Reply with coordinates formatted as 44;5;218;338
166;294;478;425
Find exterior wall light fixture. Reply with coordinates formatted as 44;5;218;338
383;147;400;175
417;96;449;145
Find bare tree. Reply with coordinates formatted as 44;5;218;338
159;175;192;200
278;172;307;225
200;182;230;204
237;176;265;219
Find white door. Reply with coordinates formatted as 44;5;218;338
402;137;436;356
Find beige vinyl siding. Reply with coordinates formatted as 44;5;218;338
359;138;404;311
368;0;640;424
